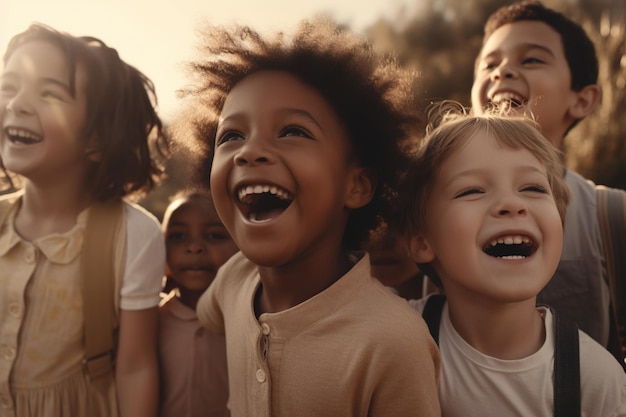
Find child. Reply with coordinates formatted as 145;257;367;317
367;222;427;300
0;23;167;417
470;0;626;359
158;190;237;417
174;17;441;417
402;106;626;416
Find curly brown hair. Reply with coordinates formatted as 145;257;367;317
173;17;423;250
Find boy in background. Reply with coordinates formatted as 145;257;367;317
471;0;626;361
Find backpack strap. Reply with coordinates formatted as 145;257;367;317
553;310;581;417
82;199;124;395
596;185;626;369
0;191;22;224
422;295;581;417
422;294;446;345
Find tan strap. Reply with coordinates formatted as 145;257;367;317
597;185;626;369
0;191;23;224
81;199;124;388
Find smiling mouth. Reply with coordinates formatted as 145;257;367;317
4;127;43;145
489;92;527;109
483;235;537;260
237;184;294;223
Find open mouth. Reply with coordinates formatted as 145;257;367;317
237;184;294;223
489;92;527;109
483;235;537;260
4;127;43;145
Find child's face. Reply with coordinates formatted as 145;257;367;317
0;40;90;182
164;197;238;293
211;70;369;267
471;21;581;147
412;130;563;304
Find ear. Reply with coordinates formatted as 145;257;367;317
408;234;435;264
84;134;102;162
344;167;376;209
568;84;600;120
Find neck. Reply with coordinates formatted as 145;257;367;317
254;251;353;315
177;288;204;310
15;180;92;240
446;295;545;360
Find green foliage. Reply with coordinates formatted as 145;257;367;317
366;0;626;189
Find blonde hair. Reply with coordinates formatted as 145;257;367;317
400;103;570;236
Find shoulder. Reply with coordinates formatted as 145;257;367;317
579;330;626;411
214;251;255;287
124;201;162;236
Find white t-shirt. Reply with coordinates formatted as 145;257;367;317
410;297;626;417
120;202;165;310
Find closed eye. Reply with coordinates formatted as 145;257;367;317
0;81;17;95
280;125;313;139
522;57;545;65
42;90;64;100
454;187;484;198
522;184;549;194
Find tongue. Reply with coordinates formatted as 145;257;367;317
250;208;284;223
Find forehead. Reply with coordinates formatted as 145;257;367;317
4;40;68;77
437;129;545;176
166;197;220;224
480;20;565;59
220;70;342;128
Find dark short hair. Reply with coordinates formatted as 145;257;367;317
483;0;598;91
174;17;422;250
3;23;168;201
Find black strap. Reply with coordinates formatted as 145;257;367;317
422;294;446;345
553;311;581;417
422;296;581;417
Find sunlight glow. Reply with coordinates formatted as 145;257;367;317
1;0;414;121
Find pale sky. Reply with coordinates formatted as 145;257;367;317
1;0;414;121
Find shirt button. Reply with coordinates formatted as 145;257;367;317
24;246;35;263
196;328;205;337
1;346;15;360
8;303;21;318
0;395;11;409
255;369;266;383
261;323;270;335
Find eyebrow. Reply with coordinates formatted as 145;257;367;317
1;71;73;94
220;107;326;133
481;42;557;60
443;164;548;186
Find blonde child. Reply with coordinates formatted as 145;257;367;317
402;105;626;416
158;190;237;417
0;23;168;417
173;17;441;417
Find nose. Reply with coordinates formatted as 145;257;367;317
185;239;206;254
4;90;33;116
490;62;518;81
234;134;273;167
494;193;527;217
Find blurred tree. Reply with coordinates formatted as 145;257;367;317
366;0;626;189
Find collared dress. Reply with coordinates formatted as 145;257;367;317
0;198;164;417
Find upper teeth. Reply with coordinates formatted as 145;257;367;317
6;127;41;141
238;184;292;202
491;92;524;105
489;235;531;246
